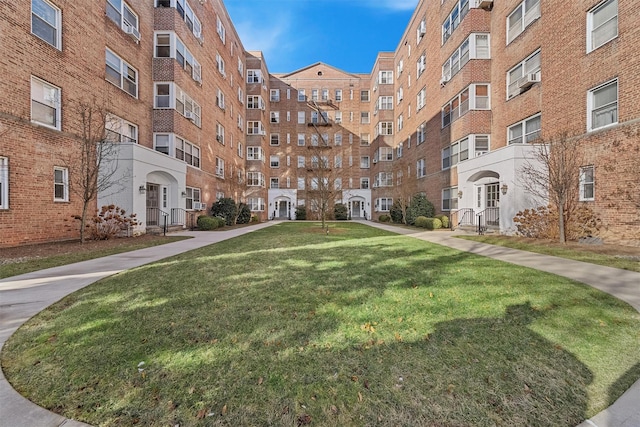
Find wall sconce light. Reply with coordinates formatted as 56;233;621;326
139;185;146;194
181;191;187;198
501;184;508;195
457;190;463;199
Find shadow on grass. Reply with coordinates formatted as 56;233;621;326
608;362;640;407
3;223;634;426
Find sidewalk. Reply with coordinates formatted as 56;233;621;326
1;220;639;426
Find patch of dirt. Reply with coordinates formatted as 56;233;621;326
0;235;168;266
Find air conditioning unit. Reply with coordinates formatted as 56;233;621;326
440;75;450;86
216;135;223;142
124;25;140;42
518;72;540;90
259;130;266;135
184;111;195;120
193;202;202;211
478;0;493;11
372;158;378;164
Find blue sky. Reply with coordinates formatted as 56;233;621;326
224;0;419;74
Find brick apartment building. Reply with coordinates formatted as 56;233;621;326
0;0;638;247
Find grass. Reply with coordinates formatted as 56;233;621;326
0;236;190;279
2;222;639;426
456;235;640;273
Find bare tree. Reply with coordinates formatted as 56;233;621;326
519;132;585;243
391;160;417;224
63;99;127;243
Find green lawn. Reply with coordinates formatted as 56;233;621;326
456;235;640;273
3;222;639;426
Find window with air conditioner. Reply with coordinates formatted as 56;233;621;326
507;49;541;99
107;0;139;40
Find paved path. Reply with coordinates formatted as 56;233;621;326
1;220;638;426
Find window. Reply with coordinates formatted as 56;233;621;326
154;133;170;155
216;90;225;109
334;133;342;145
106;48;138;97
378;96;393;110
378;147;393;161
375;172;393;187
416;159;426;178
417;18;426;43
335;89;342;101
270;89;280;102
247;69;262;83
154;33;202;82
270;155;280;168
360;112;370;124
417;122;426;145
174;85;201;126
475;135;490;156
0;157;8;209
360;134;370;145
247;95;264;109
247;172;265;187
379;71;393;84
297;177;305;190
105;114;138;143
334;155;342;168
588;0;618;52
508;113;541;144
442;34;490;82
579;166;595;201
297;156;305;168
298;89;306;101
297;134;305;146
376;198;393;212
321;88;329;101
588;79;618;131
270;111;280;123
441;84;490;128
507;0;541;44
360;177;369;189
175;136;200;167
248;197;265;211
442;187;458;211
442;137;470;169
32;0;61;49
360;156;370;169
507;50;541;99
31;76;60;129
53;166;68;202
397;142;404;159
270;134;280;146
215;157;224;177
216;16;226;43
335;111;342;124
270;177;279;189
416;54;426;76
157;0;201;39
185;187;201;210
311;89;319;101
416;88;426;110
378;122;393;136
237;142;243;158
247;146;264;161
106;0;139;38
216;123;225;144
360;90;370;102
442;0;470;44
216;53;226;76
247;121;265;135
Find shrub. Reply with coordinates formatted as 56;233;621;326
211;198;238;226
250;214;260;223
514;204;601;241
334;203;348;220
88;205;138;240
295;206;307;220
390;200;406;224
379;214;391;223
406;194;435;225
432;217;443;229
415;216;429;228
197;216;219;231
236;203;251;224
438;215;450;228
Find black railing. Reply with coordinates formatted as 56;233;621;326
450;208;474;230
146;207;170;235
476;207;499;235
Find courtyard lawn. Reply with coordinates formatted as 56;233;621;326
2;222;639;427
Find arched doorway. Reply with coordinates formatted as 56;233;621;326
348;196;366;219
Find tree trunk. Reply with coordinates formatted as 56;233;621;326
80;201;88;244
558;197;566;244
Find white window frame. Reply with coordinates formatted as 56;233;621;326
587;0;618;52
442;0;470;44
579;165;595;201
32;0;62;49
442;187;459;211
270;155;280;168
53;166;68;202
507;0;541;44
297;133;305;146
508;113;541;144
247;172;265;187
247;69;262;83
216;16;226;44
587;78;618;131
270;89;280;102
31;76;61;130
175;135;200;168
247;146;264;161
106;0;139;37
441;84;490;128
379;71;393;84
442;33;490;82
360;90;370;102
215;157;225;178
106;48;138;98
105;114;138;143
377;197;393;212
185;186;201;210
417;159;426;178
0;157;8;209
507;49;541;99
248;197;265;211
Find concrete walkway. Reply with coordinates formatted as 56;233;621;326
1;220;638;426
